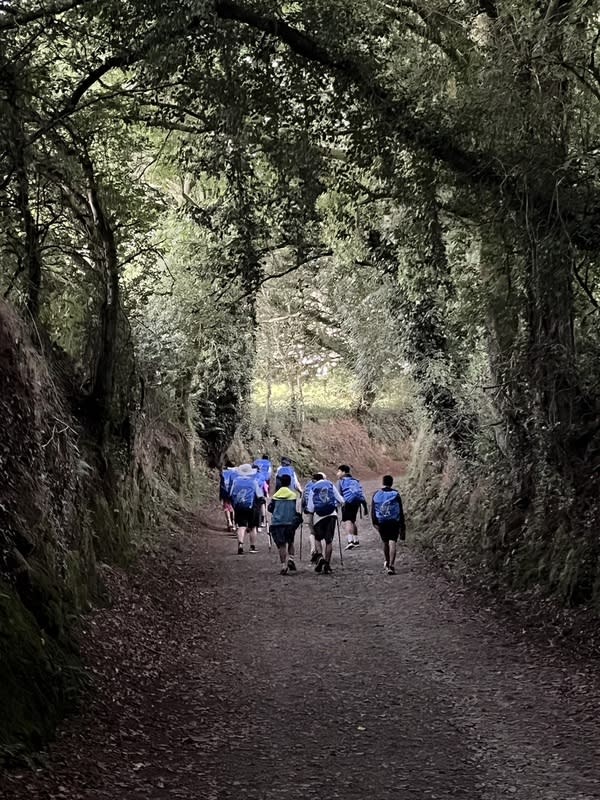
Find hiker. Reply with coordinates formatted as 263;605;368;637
219;461;237;532
268;474;303;575
302;472;325;563
371;475;406;575
274;456;302;493
229;463;265;555
336;464;368;550
252;453;273;527
307;475;344;574
252;453;272;495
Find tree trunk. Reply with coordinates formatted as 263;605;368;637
82;163;120;440
395;156;476;455
356;383;376;422
5;70;42;319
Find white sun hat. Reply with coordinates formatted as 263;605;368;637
237;463;257;476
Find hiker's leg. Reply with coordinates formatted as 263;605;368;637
343;520;353;543
278;544;287;564
388;540;397;567
286;533;297;571
249;526;258;546
383;540;390;566
323;518;335;564
223;503;233;531
343;504;359;543
237;525;247;545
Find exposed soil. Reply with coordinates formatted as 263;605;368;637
2;481;600;799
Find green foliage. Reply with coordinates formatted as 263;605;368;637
3;3;600;742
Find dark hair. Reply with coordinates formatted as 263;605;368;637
280;473;292;487
312;472;325;481
262;453;269;459
281;456;291;465
338;464;351;474
383;475;394;487
224;459;234;468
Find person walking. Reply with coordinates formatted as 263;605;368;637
268;474;303;575
219;461;237;532
252;454;273;527
302;471;325;563
307;475;344;574
253;454;273;492
274;456;302;493
371;475;406;575
336;464;368;550
229;463;265;555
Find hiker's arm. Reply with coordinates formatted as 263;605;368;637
370;496;378;527
333;486;344;505
255;481;266;504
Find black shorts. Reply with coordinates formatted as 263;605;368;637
270;525;296;547
378;520;403;543
314;516;336;544
341;502;361;523
234;505;260;529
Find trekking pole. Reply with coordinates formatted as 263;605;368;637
299;521;303;561
336;516;344;567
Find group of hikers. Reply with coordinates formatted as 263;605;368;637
219;455;406;576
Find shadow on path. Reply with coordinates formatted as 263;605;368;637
2;484;600;799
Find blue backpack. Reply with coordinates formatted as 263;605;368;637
275;465;294;490
220;467;237;500
373;489;401;522
340;476;364;504
230;476;257;509
253;458;271;482
312;480;337;516
301;481;314;512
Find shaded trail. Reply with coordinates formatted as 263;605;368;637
2;482;600;799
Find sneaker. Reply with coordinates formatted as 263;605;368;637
237;543;244;555
386;565;396;575
353;540;360;547
383;561;389;572
310;551;320;564
280;565;289;575
287;558;297;572
315;556;325;573
344;542;355;551
249;545;257;554
323;561;333;574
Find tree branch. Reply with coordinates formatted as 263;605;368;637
376;0;468;64
211;1;600;250
574;260;600;311
0;0;93;30
211;2;498;186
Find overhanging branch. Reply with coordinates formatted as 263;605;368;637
0;0;94;30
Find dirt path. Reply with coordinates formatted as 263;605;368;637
2;483;600;799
